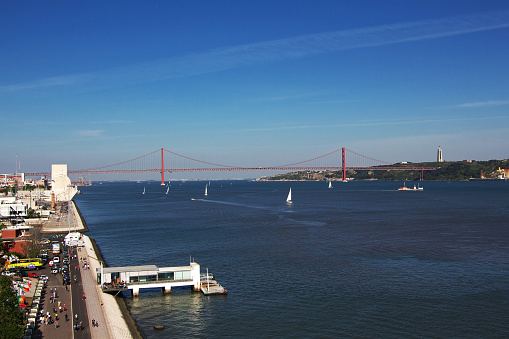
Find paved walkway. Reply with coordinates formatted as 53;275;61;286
41;201;87;234
81;235;133;339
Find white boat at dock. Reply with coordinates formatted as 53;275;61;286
200;269;227;295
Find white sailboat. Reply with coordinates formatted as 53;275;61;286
328;181;332;189
205;184;208;196
142;187;145;195
286;188;293;204
165;186;169;195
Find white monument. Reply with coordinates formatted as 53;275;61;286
51;164;78;202
437;146;443;163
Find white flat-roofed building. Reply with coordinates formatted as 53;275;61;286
97;262;201;296
0;199;27;218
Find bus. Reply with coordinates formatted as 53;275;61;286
6;259;44;271
52;242;61;254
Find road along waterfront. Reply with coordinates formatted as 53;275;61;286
39;201;142;339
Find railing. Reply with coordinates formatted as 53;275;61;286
101;278;194;290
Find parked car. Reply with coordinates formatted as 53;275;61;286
51;268;58;274
53;257;60;263
28;272;39;278
48;261;54;267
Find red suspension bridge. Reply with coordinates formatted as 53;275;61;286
25;147;437;183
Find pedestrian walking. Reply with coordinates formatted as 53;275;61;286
79;321;83;330
65;314;68;322
75;313;78;321
83;292;86;300
55;320;59;329
92;319;95;327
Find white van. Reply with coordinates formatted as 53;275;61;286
53;257;60;263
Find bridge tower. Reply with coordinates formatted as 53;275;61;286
161;148;165;185
342;147;346;181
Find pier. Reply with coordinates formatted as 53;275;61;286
97;262;226;296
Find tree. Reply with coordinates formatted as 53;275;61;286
0;276;24;339
20;227;43;259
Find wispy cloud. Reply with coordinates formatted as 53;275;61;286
77;130;104;137
2;10;509;93
89;120;133;124
453;100;509;108
238;115;509;132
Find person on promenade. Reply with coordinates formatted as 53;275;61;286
92;319;95;327
83;292;86;300
55;320;59;329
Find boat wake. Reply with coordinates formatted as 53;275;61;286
191;198;270;211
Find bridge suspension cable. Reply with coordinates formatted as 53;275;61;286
24;147;438;181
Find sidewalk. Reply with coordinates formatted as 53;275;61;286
41;201;87;234
81;235;134;339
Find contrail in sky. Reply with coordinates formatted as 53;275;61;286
2;10;509;93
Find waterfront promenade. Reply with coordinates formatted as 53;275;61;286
38;201;138;339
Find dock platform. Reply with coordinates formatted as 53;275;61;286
200;271;227;295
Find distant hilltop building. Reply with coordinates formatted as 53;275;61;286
437;146;443;163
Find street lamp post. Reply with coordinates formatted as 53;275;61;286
67;184;72;234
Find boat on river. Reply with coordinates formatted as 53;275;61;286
398;183;423;191
286;188;293;204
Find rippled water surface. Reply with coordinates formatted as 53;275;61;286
75;180;509;338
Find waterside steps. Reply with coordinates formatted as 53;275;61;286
200;271;228;295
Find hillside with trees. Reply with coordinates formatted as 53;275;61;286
259;159;509;181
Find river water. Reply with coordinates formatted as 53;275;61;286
74;180;509;338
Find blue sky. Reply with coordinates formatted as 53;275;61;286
2;1;509;179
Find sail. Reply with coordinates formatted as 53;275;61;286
166;186;169;194
286;188;292;204
328;181;332;188
205;185;208;196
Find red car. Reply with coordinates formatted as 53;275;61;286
28;272;39;278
